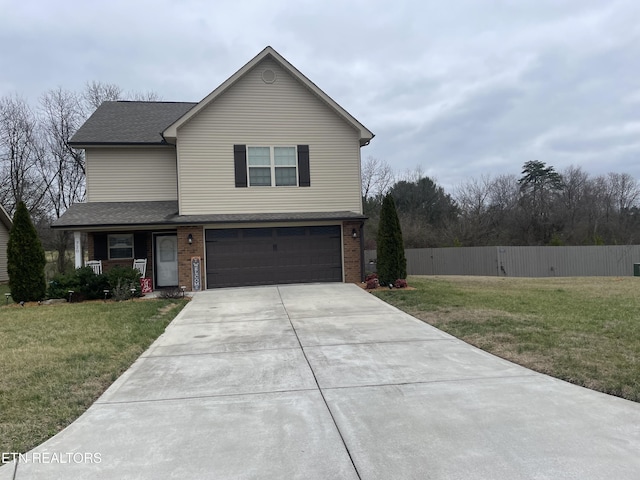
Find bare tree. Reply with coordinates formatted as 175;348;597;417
83;81;161;112
399;165;425;184
454;175;493;244
558;165;591;244
361;156;394;199
606;172;640;213
82;81;123;111
598;172;640;243
39;88;90;272
452;174;522;245
40;87;86;207
129;90;161;102
0;95;48;215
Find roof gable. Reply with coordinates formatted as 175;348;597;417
70;101;196;146
163;46;374;146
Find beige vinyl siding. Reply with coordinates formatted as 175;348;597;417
177;58;363;215
0;223;9;282
86;147;178;202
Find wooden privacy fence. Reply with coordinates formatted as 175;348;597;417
364;245;640;277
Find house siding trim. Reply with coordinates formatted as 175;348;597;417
85;146;178;203
0;205;12;283
0;223;9;283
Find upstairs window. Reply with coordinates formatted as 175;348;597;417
274;147;297;186
247;146;298;187
247;147;272;186
235;144;309;188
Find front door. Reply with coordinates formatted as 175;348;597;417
155;234;178;287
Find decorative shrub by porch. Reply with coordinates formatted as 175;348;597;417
376;194;406;286
48;266;109;301
394;279;408;288
366;278;380;289
7;201;46;302
47;266;141;301
106;266;142;300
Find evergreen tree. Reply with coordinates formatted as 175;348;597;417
7;201;47;302
376;193;407;285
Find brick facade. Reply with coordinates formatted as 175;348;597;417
177;226;204;291
343;220;363;284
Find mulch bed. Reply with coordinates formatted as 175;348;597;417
356;283;416;292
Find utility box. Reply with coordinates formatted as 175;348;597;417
634;264;640;276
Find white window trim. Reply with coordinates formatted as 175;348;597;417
247;146;298;187
108;233;134;260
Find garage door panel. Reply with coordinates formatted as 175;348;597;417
206;226;342;288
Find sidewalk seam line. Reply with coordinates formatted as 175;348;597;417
321;373;540;391
277;286;362;480
95;387;318;405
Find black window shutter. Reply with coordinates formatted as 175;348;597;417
94;234;107;260
234;145;247;187
297;145;310;187
134;232;147;259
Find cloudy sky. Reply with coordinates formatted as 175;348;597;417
1;0;638;190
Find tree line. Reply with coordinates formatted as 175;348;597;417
0;83;158;272
362;157;640;249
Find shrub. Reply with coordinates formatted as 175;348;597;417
47;266;140;301
76;267;110;300
110;279;134;302
366;277;380;289
106;266;141;301
376;194;406;286
7;202;47;302
365;273;378;282
394;279;408;288
48;267;109;301
48;272;80;300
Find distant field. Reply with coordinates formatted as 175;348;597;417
374;276;640;402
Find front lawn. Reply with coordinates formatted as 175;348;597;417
0;299;187;459
374;276;640;402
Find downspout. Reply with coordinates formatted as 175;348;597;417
360;221;365;282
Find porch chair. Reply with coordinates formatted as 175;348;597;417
85;260;103;275
133;258;147;277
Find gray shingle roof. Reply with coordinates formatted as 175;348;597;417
70;101;197;145
52;201;366;229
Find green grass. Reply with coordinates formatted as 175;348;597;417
0;299;187;459
374;276;640;402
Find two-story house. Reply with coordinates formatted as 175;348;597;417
53;47;373;290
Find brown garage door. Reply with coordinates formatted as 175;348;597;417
205;226;342;288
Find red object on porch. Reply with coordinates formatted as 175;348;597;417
140;278;153;294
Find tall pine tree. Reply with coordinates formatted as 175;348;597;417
376;193;406;285
7;201;47;302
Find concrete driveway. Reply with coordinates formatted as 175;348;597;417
3;283;640;479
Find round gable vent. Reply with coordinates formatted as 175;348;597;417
262;69;276;84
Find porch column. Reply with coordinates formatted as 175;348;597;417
74;231;82;268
